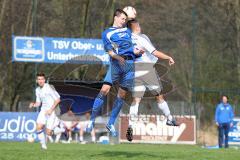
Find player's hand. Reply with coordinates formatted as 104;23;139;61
168;57;175;66
29;102;35;109
118;56;125;65
216;122;219;126
45;109;53;115
134;47;144;55
230;122;233;128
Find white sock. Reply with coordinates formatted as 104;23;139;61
92;136;96;142
37;130;46;145
54;126;65;135
129;103;139;126
167;115;173;121
79;136;83;142
157;101;172;120
55;134;61;143
47;135;53;143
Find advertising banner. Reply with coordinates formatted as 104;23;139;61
0;112;38;141
119;114;196;144
229;118;240;145
12;36;108;64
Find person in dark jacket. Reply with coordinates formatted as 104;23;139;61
215;95;234;148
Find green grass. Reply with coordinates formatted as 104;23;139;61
0;142;239;160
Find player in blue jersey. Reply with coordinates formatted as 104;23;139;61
86;9;143;136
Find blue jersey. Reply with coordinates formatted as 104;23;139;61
102;27;135;59
215;102;234;124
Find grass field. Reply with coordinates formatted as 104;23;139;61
0;142;240;160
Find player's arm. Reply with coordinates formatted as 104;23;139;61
29;90;41;108
50;98;60;111
45;99;60;115
102;31;125;64
108;50;125;65
152;50;175;66
29;102;41;108
140;35;174;66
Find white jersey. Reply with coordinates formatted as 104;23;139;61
132;33;158;64
35;83;60;111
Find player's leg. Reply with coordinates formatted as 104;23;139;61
87;67;112;133
36;111;47;149
129;97;141;125
129;79;146;127
127;85;146;142
156;94;178;126
47;115;60;143
91;128;96;142
106;87;127;136
78;122;84;142
90;84;111;121
145;66;179;126
53;120;65;143
47;135;54;143
86;84;111;132
46;112;63;144
62;121;73;142
107;60;134;136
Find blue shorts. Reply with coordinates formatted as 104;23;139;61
103;66;112;85
111;60;134;91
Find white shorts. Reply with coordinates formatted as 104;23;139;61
62;121;78;130
76;121;90;130
36;110;59;130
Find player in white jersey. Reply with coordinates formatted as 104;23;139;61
126;19;178;141
29;73;60;149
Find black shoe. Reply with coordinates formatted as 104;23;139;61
126;126;133;142
166;119;179;126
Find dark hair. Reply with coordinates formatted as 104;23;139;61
114;9;128;18
111;9;128;26
221;95;228;99
127;19;138;29
36;72;46;78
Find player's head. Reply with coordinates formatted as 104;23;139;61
127;19;141;33
36;72;46;87
221;95;228;104
112;9;128;28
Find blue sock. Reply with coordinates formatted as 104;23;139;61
90;93;106;121
108;97;124;125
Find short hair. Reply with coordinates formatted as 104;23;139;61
221;95;229;102
221;95;228;99
114;9;128;18
127;19;138;30
36;72;46;78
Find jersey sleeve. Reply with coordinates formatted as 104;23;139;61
35;89;41;103
139;35;156;53
48;84;60;101
102;30;113;52
215;105;219;122
229;105;234;122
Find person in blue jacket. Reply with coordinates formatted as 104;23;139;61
215;95;234;148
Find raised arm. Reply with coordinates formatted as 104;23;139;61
152;50;175;66
139;34;174;66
